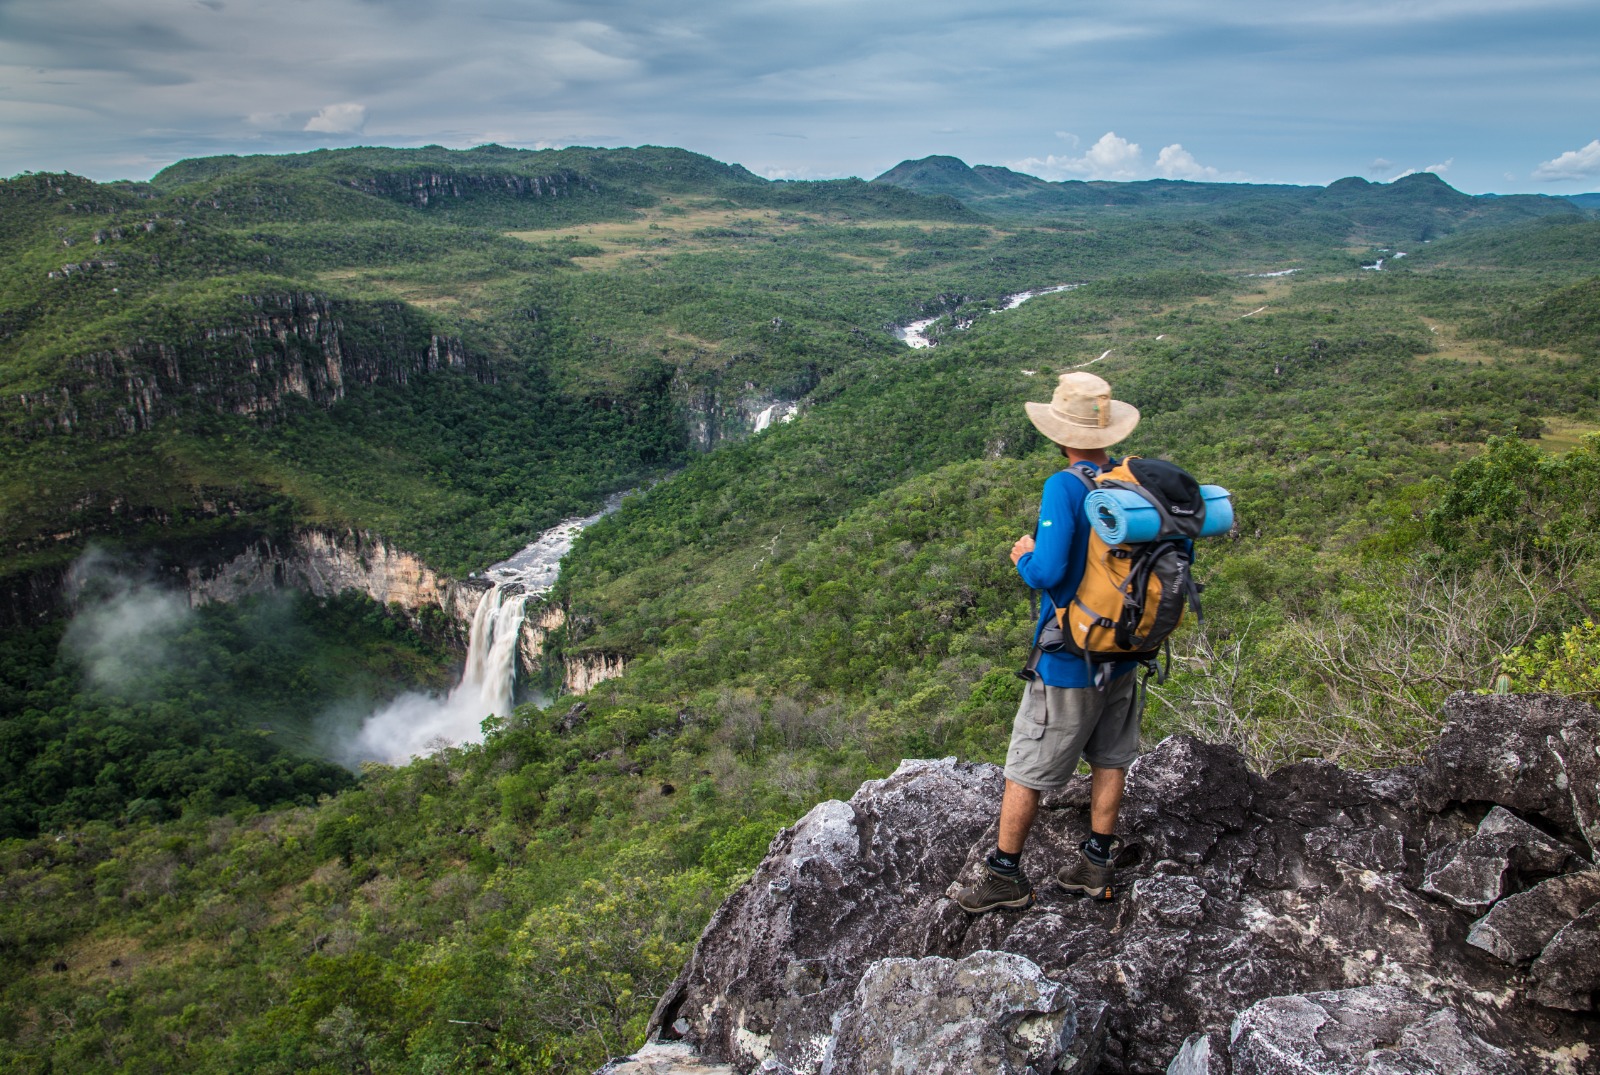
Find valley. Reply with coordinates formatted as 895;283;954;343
1;145;1598;1073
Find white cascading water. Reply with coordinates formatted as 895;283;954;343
349;583;528;763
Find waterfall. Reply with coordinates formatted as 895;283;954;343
347;584;528;763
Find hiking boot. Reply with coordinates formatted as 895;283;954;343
955;864;1036;914
1056;840;1119;901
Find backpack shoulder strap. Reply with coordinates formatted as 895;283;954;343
1065;461;1099;491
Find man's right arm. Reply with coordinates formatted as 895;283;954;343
1015;473;1076;593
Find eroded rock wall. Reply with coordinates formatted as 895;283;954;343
10;292;489;440
563;651;629;696
185;528;479;616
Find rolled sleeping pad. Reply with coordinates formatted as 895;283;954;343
1197;485;1234;537
1085;485;1234;544
1085;488;1162;544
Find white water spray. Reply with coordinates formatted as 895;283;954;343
348;583;528;763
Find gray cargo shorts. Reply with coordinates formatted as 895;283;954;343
1003;671;1143;791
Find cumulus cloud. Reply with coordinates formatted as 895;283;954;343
1013;134;1236;182
1010;131;1144;180
1154;143;1220;180
1369;157;1397;176
1533;139;1600;181
1392;158;1454;180
304;102;367;134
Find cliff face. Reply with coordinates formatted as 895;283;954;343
613;693;1600;1075
334;169;595;208
563;651;629;695
671;365;814;453
514;602;625;694
185;527;485;628
10;292;490;440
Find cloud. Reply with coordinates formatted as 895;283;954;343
1532;139;1600;181
1012;135;1237;182
1010;131;1144;180
1393;158;1454;180
304;102;367;134
1154;143;1220;180
1369;157;1397;176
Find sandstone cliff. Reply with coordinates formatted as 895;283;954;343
606;693;1600;1075
184;526;486;626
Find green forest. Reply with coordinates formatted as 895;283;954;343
2;145;1598;1072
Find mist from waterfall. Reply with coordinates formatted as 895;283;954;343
347;584;528;764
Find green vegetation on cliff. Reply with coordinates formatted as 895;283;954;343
3;146;1600;1073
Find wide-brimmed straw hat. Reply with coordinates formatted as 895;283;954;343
1024;371;1140;449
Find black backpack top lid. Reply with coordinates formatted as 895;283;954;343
1126;458;1205;536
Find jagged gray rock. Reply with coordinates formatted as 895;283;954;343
1531;904;1600;1012
1228;986;1517;1074
819;951;1097;1075
597;1042;737;1074
620;695;1600;1075
1421;805;1577;912
652;757;1005;1073
1468;869;1600;963
1548;718;1600;857
1165;1032;1225;1075
1421;693;1599;855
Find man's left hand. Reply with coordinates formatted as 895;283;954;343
1011;535;1035;565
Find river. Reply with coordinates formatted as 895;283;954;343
894;283;1081;348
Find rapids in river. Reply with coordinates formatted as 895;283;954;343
893;283;1080;348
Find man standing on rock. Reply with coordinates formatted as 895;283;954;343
956;371;1144;913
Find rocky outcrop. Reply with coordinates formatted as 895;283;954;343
520;601;569;677
1420;805;1579;912
564;651;629;695
1467;869;1600;965
624;694;1600;1074
679;383;805;452
335;169;594;208
822;951;1104;1075
184;527;485;629
11;292;490;440
1223;986;1518;1075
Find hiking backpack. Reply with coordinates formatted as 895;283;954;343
1045;457;1207;676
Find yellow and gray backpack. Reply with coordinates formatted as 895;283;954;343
1035;457;1210;680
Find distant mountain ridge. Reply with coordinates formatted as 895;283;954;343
871;154;1592;235
137;144;978;228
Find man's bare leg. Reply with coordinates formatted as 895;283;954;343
1054;765;1128;900
955;779;1041;912
1088;765;1125;839
997;779;1041;855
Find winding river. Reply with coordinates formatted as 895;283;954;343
893;283;1081;348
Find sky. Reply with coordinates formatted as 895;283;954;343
2;0;1598;194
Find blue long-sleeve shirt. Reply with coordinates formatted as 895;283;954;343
1017;461;1136;687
